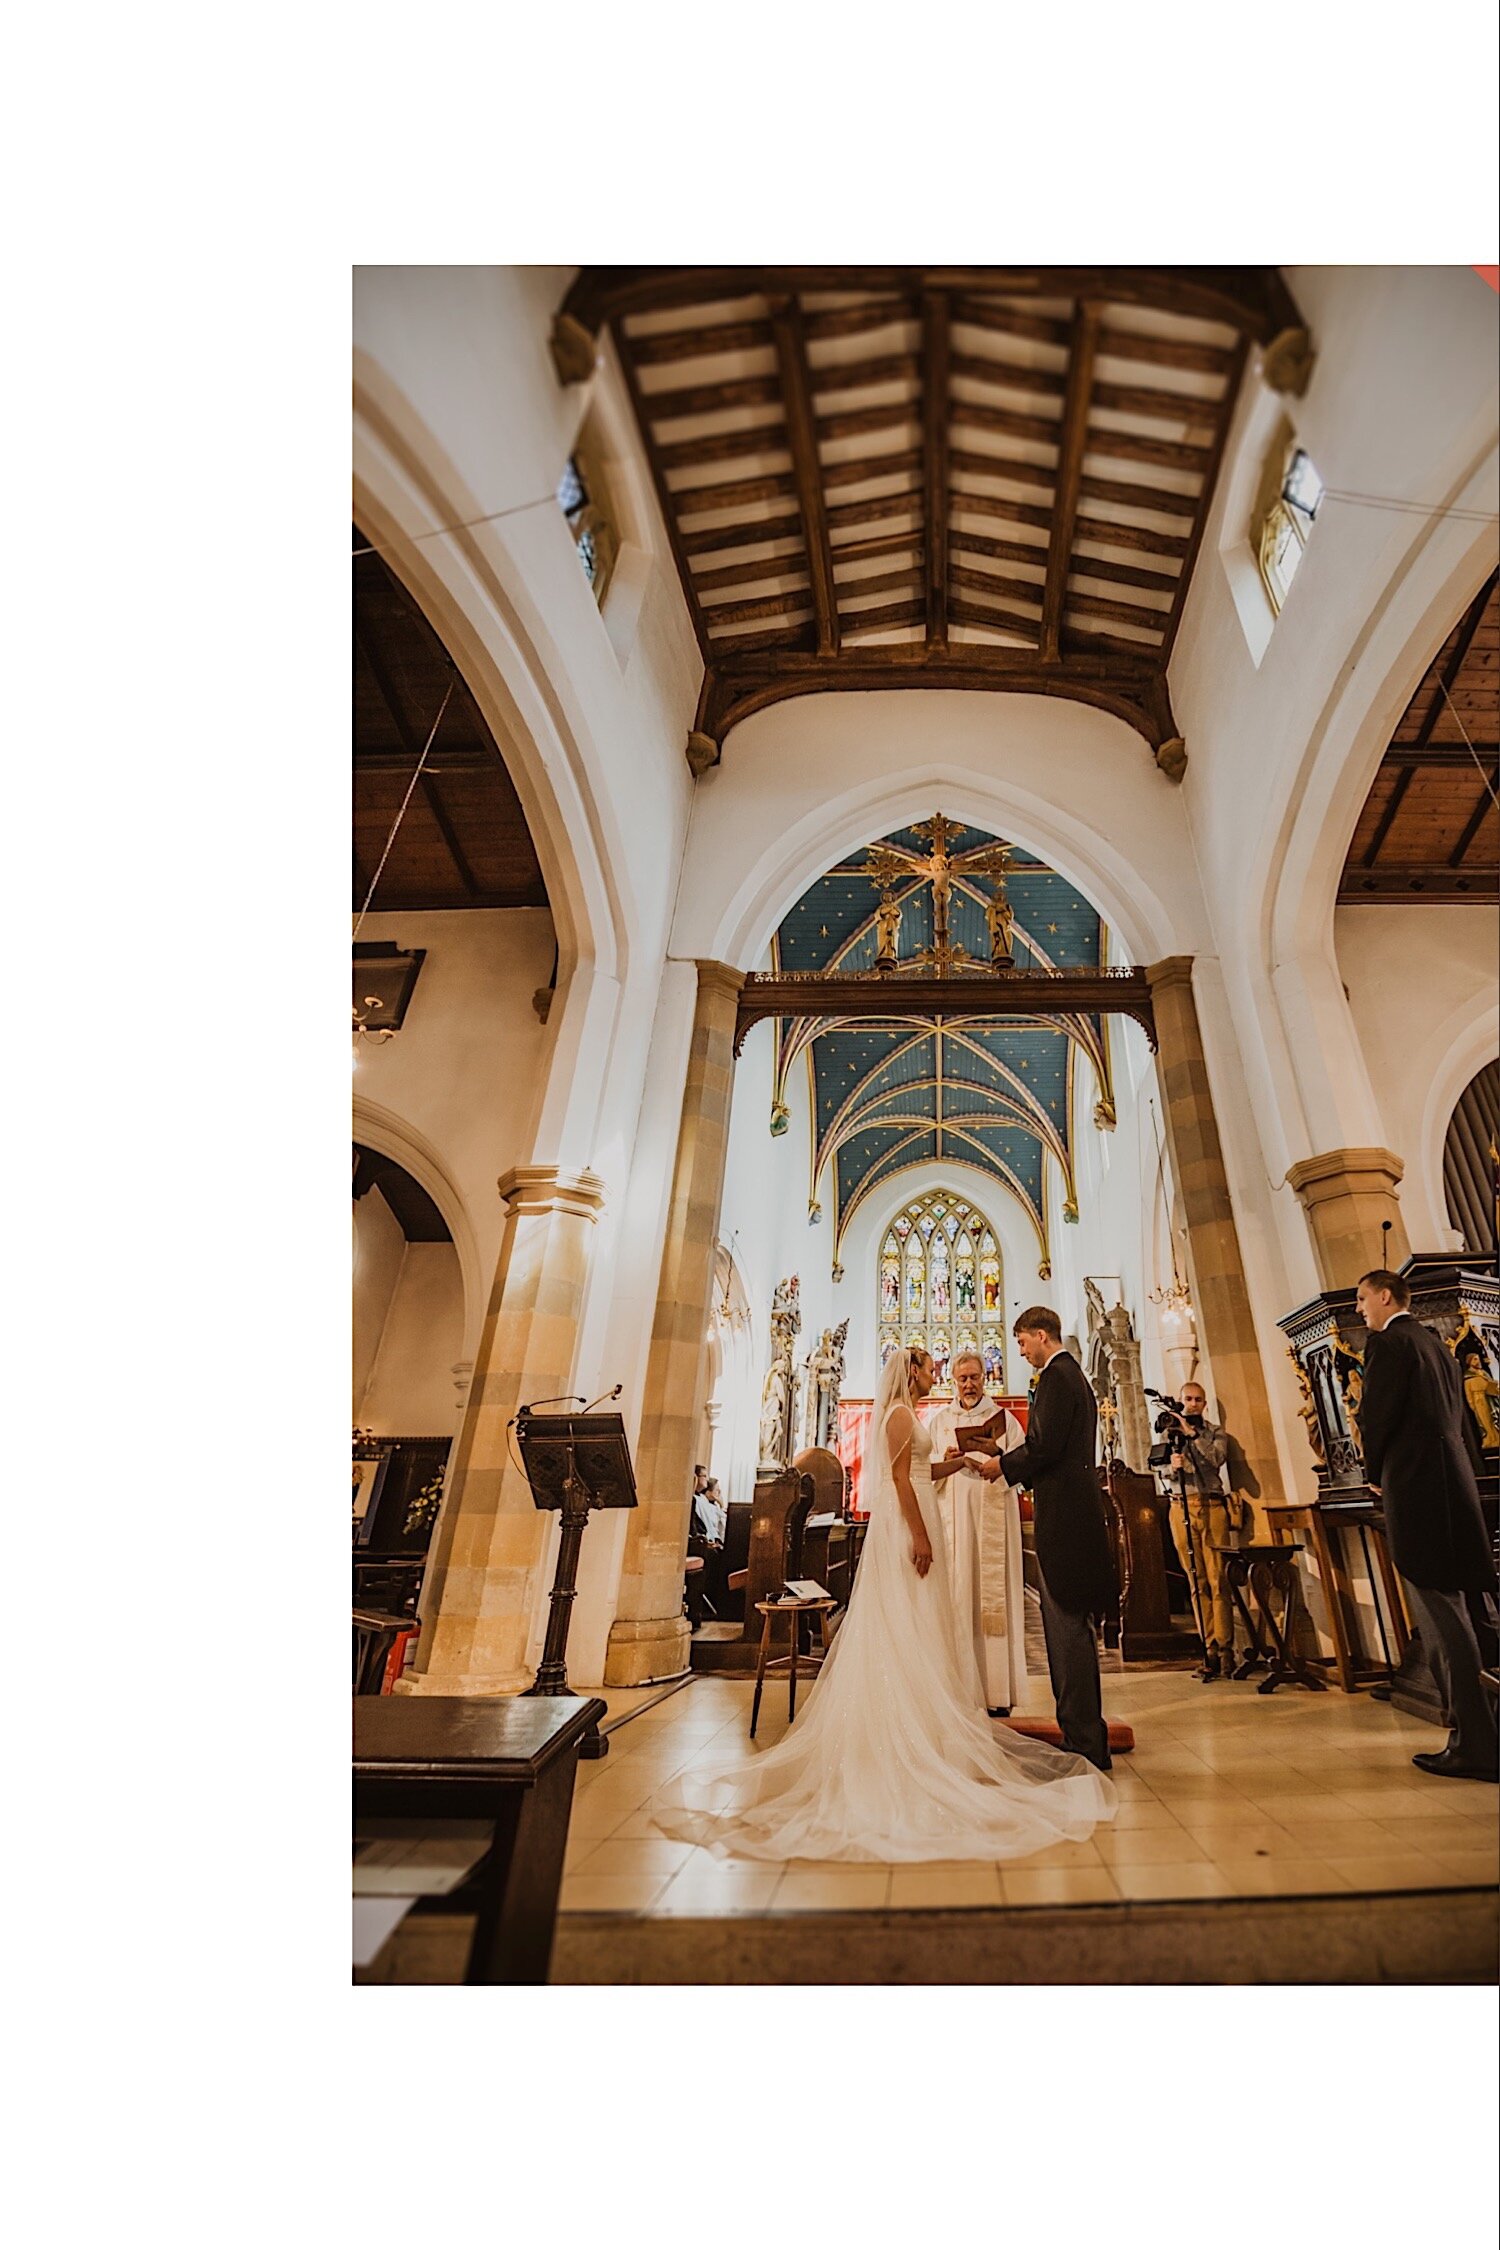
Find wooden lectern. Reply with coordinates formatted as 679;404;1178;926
515;1408;637;1757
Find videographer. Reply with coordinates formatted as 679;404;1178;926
1157;1380;1242;1681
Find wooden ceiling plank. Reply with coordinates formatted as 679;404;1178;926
1083;426;1215;475
628;317;774;365
769;296;841;656
673;468;800;516
828;528;926;566
1156;338;1249;661
800;299;910;342
952;299;1070;350
1065;586;1168;635
922;290;951;648
1073;509;1189;558
1362;765;1416;865
825;492;925;534
1095;328;1239;377
639;370;785;419
840;598;928;636
836;566;924;602
950;351;1066;399
1042;301;1101;662
951;398;1064;448
1076;472;1197;521
808;349;921;394
1061;551;1181;594
1449;785;1497;866
419;774;483;897
1410;574;1496;752
952;563;1045;606
614;330;714;656
353;619;479;896
702;585;817;625
691;549;811;594
815;399;919;444
679;510;805;557
654;421;791;471
822;446;923;493
951;530;1050;570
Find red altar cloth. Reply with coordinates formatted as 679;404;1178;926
837;1395;1030;1517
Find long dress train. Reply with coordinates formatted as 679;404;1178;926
654;1376;1116;1865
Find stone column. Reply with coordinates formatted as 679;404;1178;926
1284;1147;1410;1290
605;961;743;1685
1147;958;1282;1502
406;1163;605;1695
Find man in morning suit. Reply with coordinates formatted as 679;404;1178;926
1355;1269;1498;1782
979;1306;1116;1770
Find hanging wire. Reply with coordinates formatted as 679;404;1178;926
352;684;454;937
1436;676;1500;813
349;485;1495;571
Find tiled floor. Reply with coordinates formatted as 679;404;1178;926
560;1670;1499;1918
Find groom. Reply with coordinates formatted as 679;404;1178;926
979;1306;1115;1771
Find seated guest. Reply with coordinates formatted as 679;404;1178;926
698;1476;727;1543
1356;1268;1498;1783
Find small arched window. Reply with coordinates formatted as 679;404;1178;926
1255;432;1324;616
557;419;619;606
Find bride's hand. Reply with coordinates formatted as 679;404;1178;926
911;1530;933;1577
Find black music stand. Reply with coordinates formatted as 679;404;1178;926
515;1410;637;1758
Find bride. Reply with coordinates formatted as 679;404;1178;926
654;1347;1116;1864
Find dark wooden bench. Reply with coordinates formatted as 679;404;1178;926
353;1693;606;1983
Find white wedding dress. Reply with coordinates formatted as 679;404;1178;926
654;1357;1116;1864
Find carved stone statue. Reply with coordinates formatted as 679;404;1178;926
758;1357;791;1471
984;884;1015;966
758;1274;802;1471
875;892;901;968
801;1318;847;1452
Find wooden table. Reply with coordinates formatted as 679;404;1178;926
1263;1497;1407;1692
1217;1544;1328;1695
751;1596;836;1737
353;1694;606;1983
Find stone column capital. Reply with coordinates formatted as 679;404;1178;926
1145;954;1196;997
1284;1147;1406;1200
694;959;746;1005
497;1164;606;1222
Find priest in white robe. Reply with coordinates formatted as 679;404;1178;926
928;1350;1029;1714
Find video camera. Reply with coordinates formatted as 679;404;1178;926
1145;1387;1204;1469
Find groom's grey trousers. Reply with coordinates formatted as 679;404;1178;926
1037;1579;1110;1769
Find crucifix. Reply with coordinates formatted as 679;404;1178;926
866;813;1018;976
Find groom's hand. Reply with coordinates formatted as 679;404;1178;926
977;1458;1005;1482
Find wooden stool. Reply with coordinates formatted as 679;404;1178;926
1217;1543;1328;1694
751;1596;836;1738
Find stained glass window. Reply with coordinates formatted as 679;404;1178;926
1257;441;1323;616
878;1189;1005;1393
556;434;618;604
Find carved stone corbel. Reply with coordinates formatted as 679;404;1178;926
550;311;598;385
1261;326;1316;399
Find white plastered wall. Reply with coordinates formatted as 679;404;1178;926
1334;904;1500;1249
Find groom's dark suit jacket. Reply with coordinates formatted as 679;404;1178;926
1360;1314;1494;1595
999;1349;1117;1615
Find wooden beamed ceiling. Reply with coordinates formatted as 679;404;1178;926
1340;571;1499;903
555;267;1312;766
353;527;549;913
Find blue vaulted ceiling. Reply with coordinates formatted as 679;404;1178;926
772;820;1111;1263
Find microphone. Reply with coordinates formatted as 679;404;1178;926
513;1394;585;1422
581;1383;624;1413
